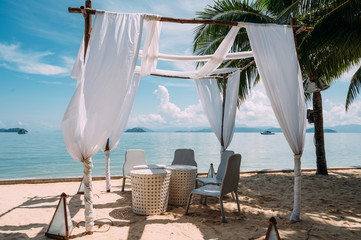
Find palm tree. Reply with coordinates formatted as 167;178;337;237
193;0;361;175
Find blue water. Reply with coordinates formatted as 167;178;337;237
0;131;360;179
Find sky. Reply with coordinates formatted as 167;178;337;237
0;0;360;132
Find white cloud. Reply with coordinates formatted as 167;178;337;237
18;121;28;126
129;85;207;129
128;84;282;130
323;100;361;127
236;85;279;127
0;42;70;76
0;121;6;128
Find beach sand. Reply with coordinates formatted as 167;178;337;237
0;169;360;240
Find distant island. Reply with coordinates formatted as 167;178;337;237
0;128;28;134
123;124;361;133
306;128;337;133
177;127;337;133
125;127;146;132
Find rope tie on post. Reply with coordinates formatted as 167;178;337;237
290;153;302;222
83;157;94;233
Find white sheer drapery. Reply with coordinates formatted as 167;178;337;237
101;73;141;191
140;20;162;76
136;25;243;79
246;23;306;222
62;12;144;231
190;26;240;79
223;72;240;150
195;71;240;151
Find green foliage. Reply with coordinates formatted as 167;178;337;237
346;67;361;110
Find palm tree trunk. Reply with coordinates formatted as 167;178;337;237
312;91;328;175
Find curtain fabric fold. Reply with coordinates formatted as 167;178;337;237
245;23;306;222
190;26;240;79
195;71;240;152
140;19;162;76
62;12;144;231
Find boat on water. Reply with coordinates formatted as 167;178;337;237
17;129;28;134
260;130;275;135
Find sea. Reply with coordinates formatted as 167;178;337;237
0;131;360;180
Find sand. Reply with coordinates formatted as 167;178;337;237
0;169;360;240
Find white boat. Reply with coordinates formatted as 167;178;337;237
260;130;275;135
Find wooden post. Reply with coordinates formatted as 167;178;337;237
83;0;92;59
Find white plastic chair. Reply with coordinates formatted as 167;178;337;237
196;150;234;186
185;154;241;223
122;149;147;192
171;149;197;167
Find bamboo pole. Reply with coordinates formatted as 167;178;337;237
220;75;227;151
79;0;95;235
83;2;92;59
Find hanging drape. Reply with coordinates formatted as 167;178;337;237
62;12;144;232
140;19;162;76
190;26;240;79
102;73;141;191
137;25;243;79
195;71;240;152
246;23;306;222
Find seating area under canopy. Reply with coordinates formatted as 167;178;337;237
64;4;306;233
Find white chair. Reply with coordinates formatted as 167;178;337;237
196;150;234;186
171;149;197;167
185;154;241;223
122;149;147;192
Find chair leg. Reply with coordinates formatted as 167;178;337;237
220;197;227;223
121;177;126;192
231;191;235;200
203;196;207;205
185;193;193;215
235;191;241;213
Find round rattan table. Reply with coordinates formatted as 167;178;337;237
130;169;171;215
166;165;197;206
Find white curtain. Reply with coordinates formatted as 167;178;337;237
190;26;240;79
101;73;141;191
246;23;306;222
62;12;144;232
140;20;162;76
71;37;84;81
195;71;240;151
223;71;240;150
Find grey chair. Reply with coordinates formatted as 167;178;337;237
122;149;147;192
171;148;197;167
196;150;234;186
185;154;241;223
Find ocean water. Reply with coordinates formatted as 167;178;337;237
0;131;360;180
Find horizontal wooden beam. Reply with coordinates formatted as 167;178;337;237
69;6;96;15
68;7;311;30
150;73;190;79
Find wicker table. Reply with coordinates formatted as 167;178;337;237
166;165;197;206
133;164;167;170
130;169;171;215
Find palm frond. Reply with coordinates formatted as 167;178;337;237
346;66;361;111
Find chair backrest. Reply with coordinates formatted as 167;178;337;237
220;154;241;196
171;149;197;167
216;150;235;181
123;149;147;177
